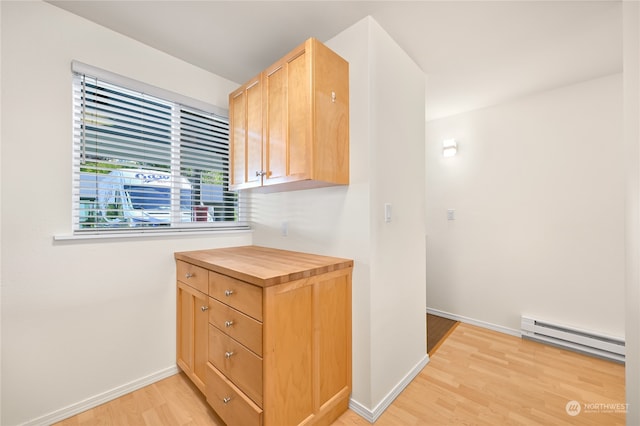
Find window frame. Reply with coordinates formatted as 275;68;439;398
70;61;248;236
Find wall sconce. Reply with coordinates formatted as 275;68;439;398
443;138;457;157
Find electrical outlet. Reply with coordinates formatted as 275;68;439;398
447;209;455;221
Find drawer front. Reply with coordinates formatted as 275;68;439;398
176;261;208;294
206;363;263;426
209;271;263;321
209;325;263;407
209;297;263;356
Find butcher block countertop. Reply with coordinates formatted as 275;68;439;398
174;245;353;287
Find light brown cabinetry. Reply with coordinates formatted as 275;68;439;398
175;246;353;426
229;38;349;192
230;76;263;189
176;261;209;393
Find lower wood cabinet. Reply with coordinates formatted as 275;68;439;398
176;261;209;393
175;246;353;426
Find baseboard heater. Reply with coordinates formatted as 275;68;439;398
521;316;625;363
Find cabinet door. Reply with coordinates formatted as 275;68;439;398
177;281;209;393
230;77;262;189
263;42;311;187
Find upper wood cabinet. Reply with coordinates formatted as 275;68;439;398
229;38;349;191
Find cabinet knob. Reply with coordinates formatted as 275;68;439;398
255;170;266;177
201;306;209;312
223;397;232;404
225;351;234;359
225;320;234;328
185;272;193;279
332;91;336;103
224;289;234;297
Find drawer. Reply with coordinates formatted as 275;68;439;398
209;325;263;407
210;297;263;356
209;271;263;321
176;261;208;294
206;363;263;426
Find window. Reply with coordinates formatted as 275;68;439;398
72;62;247;233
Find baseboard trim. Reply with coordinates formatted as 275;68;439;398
348;354;429;423
426;307;521;338
22;365;180;426
21;311;510;426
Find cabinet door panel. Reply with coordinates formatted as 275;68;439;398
287;51;310;178
193;290;209;387
177;282;208;393
230;78;262;189
264;66;287;181
177;283;193;371
246;80;263;185
230;90;246;187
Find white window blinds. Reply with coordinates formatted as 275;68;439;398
72;62;247;233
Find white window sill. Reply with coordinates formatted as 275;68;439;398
53;227;252;242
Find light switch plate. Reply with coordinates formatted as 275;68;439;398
385;203;392;223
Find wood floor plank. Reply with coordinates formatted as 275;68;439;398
56;322;624;426
335;323;624;426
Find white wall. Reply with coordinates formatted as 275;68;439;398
0;3;251;425
425;73;625;337
248;17;375;408
623;2;640;424
250;17;427;417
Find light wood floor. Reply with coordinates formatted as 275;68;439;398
334;323;625;425
56;322;625;426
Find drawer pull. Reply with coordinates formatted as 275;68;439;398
224;289;234;297
185;272;193;279
224;320;234;328
201;306;209;312
223;396;232;404
225;351;234;359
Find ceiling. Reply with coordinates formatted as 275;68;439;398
49;0;622;121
